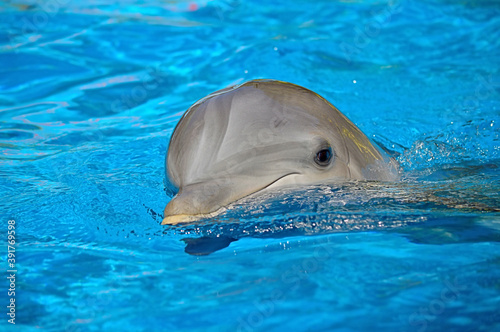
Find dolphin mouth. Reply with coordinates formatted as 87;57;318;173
161;172;301;225
161;211;224;225
258;171;301;191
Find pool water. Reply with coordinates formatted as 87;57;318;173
1;0;500;331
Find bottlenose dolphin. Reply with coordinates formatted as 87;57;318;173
162;79;399;225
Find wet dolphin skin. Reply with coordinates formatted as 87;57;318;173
162;79;399;225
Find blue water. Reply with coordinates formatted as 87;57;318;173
1;0;500;331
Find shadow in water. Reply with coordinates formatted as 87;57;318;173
182;236;238;256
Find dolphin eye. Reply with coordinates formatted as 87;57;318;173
315;147;333;166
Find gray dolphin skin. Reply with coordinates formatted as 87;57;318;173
162;79;399;225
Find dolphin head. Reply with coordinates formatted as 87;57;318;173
162;80;398;224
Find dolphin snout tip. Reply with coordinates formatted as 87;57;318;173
161;214;198;225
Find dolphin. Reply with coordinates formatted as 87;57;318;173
162;79;399;225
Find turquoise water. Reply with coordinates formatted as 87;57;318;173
1;0;500;331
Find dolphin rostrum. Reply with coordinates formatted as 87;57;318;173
162;79;399;225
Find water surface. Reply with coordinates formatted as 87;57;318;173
1;0;499;331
